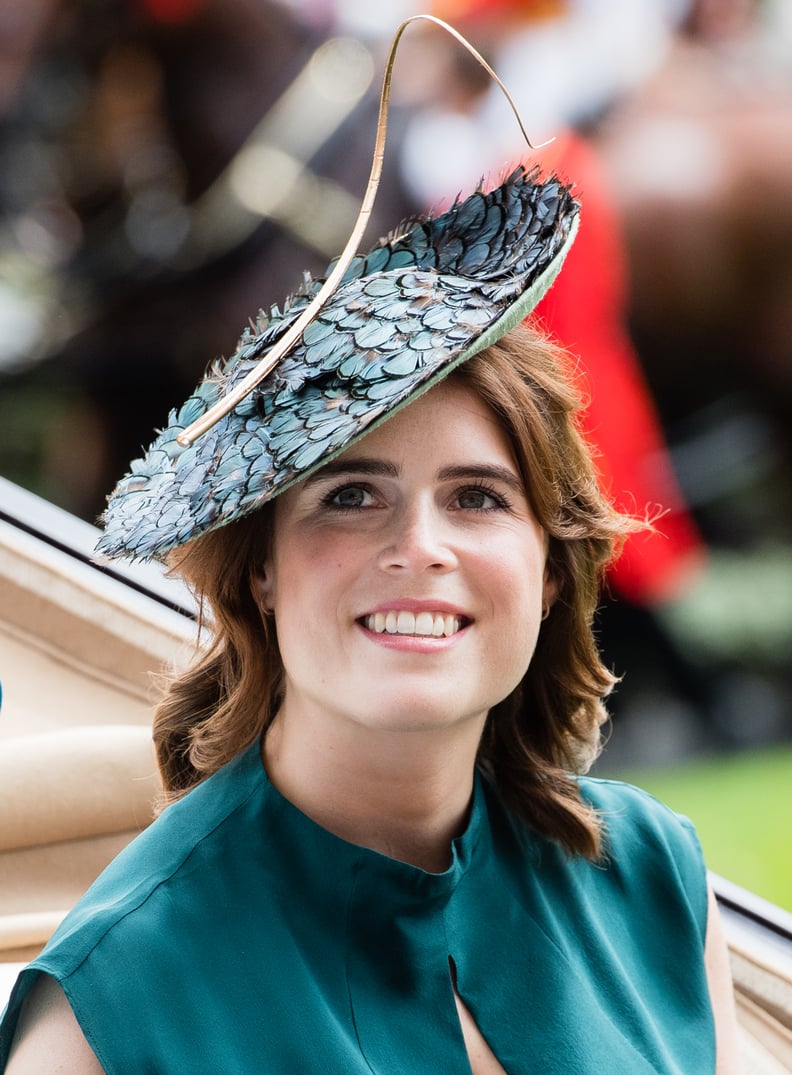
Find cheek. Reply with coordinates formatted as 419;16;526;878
270;529;365;616
483;537;547;599
497;593;545;694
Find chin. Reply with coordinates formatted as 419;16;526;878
355;696;488;735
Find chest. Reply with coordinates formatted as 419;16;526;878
455;988;508;1075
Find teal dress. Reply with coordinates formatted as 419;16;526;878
0;741;714;1073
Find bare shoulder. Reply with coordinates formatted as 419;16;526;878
5;974;104;1074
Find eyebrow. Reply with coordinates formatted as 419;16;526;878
304;457;523;492
437;464;524;492
302;458;400;485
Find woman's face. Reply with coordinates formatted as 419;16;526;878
257;379;554;740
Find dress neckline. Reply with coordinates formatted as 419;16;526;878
245;737;487;902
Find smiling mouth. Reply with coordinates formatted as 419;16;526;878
361;611;466;638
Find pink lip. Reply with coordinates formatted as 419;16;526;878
357;622;469;653
355;599;472;653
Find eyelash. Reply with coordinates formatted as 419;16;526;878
318;479;513;513
319;483;375;511
456;481;512;512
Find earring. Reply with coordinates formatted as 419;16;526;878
260;601;274;618
541;602;550;621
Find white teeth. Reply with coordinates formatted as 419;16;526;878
364;611;463;637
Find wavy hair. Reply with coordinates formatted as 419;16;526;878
153;322;639;858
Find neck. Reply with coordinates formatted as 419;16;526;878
262;707;483;873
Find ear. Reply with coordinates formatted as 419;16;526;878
542;566;559;611
252;562;276;613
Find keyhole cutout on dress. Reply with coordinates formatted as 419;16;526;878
449;956;509;1075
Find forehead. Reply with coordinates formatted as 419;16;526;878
337;379;513;463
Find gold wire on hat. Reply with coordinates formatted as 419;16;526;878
175;13;547;449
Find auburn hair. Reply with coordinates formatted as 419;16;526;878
153;322;639;858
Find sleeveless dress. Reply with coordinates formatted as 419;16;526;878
0;741;714;1073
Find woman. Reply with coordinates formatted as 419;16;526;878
1;162;740;1072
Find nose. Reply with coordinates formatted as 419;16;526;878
377;497;457;574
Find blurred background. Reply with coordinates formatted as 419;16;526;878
0;0;790;904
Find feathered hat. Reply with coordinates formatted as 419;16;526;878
96;17;579;562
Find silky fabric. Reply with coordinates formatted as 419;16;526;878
0;741;714;1073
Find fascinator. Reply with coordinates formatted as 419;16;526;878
96;16;579;562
